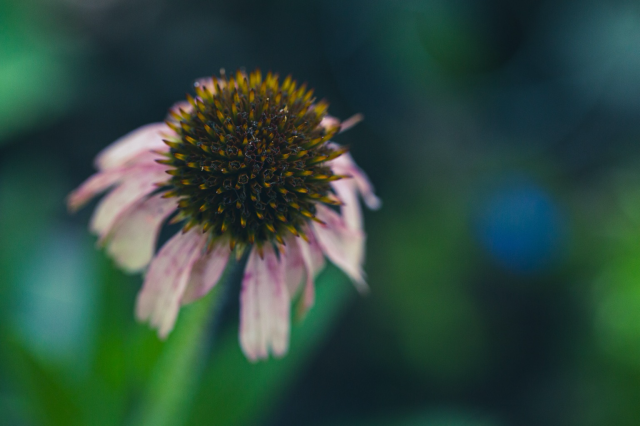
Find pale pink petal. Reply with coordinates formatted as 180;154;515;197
319;115;341;133
136;229;208;338
89;165;168;238
319;113;363;134
67;168;127;212
296;231;325;312
331;178;363;231
329;151;381;210
181;238;231;304
312;205;368;293
102;193;177;273
337;113;364;133
304;230;326;273
94;123;170;171
281;236;305;297
239;245;290;361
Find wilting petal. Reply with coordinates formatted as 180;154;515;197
329;151;381;211
331;178;363;231
103;193;177;273
296;231;325;312
67;168;127;212
89;165;167;238
181;238;231;304
281;236;305;297
312;205;368;292
94;123;170;171
136;229;207;338
239;245;290;361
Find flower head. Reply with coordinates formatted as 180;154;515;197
68;69;380;361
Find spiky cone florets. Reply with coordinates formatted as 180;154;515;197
159;69;348;249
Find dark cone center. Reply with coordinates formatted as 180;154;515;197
160;69;346;247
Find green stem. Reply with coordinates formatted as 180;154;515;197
129;252;248;426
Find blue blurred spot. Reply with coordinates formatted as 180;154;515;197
476;180;564;273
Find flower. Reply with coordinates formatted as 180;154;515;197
68;69;380;361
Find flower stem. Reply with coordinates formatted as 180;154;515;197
129;252;249;426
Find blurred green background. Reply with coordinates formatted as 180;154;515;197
2;0;640;425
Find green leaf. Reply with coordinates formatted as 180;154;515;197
80;257;151;426
1;333;83;426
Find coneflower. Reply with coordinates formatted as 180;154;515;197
68;69;380;361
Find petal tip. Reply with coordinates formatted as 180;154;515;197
365;194;382;211
339;113;364;133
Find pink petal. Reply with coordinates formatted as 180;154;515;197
318;113;363;134
181;238;231;305
331;177;363;231
94;123;170;171
67;168;127;212
319;115;341;133
337;113;364;133
330;151;381;211
102;193;177;273
304;230;326;273
136;229;208;338
239;245;290;361
281;236;305;297
89;165;168;239
312;205;368;293
296;231;325;312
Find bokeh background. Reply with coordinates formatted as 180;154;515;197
2;0;640;425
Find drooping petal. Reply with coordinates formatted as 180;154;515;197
136;229;208;338
331;177;363;232
94;123;170;171
329;151;381;211
312;205;368;293
102;193;177;273
67;167;127;212
296;231;325;312
89;165;168;238
239;245;290;361
181;238;231;305
281;236;306;297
